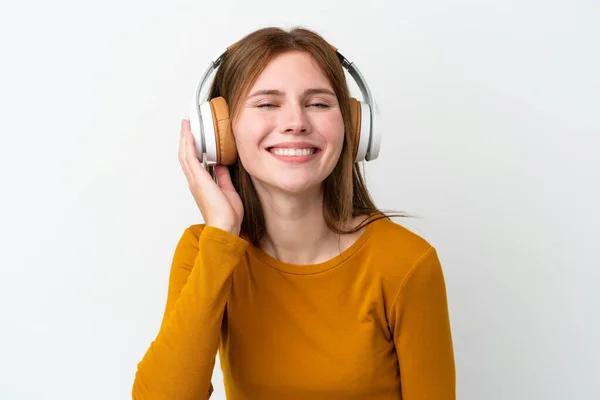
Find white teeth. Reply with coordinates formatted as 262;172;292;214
270;148;316;156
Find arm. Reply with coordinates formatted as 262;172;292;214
389;246;456;400
132;225;249;399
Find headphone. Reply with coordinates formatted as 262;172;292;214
189;43;381;166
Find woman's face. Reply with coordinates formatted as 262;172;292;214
232;50;345;195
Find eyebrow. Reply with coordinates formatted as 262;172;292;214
247;88;336;99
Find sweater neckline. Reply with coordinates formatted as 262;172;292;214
246;216;379;275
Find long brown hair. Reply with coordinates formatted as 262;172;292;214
206;27;408;246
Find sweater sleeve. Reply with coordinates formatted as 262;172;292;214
388;246;456;400
132;225;249;400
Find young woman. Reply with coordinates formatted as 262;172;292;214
133;27;455;399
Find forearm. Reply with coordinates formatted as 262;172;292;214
133;226;248;399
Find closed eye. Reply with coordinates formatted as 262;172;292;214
256;103;330;109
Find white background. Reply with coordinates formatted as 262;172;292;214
1;0;598;399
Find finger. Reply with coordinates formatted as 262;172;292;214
179;119;189;152
213;165;235;191
183;128;210;183
181;129;196;181
179;120;199;183
178;121;190;178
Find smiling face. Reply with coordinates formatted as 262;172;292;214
231;50;345;196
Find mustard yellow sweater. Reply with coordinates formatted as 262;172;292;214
132;217;455;399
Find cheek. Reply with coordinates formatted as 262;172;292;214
233;114;274;154
319;113;345;148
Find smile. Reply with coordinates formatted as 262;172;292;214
268;148;318;156
266;147;322;164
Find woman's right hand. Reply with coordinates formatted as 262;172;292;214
178;119;244;236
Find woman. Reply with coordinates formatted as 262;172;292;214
133;27;455;399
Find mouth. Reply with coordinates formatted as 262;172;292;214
266;147;321;157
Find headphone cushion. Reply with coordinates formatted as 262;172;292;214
348;97;361;159
209;97;237;165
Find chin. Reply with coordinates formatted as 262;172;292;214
252;174;324;196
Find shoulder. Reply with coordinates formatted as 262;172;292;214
362;217;441;296
366;216;434;263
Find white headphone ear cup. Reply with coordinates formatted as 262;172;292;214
199;102;218;165
365;101;381;161
354;101;371;163
189;101;204;161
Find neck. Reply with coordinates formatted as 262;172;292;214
254;184;341;265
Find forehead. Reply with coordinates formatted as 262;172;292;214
249;50;332;91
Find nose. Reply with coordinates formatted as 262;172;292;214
278;103;312;135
